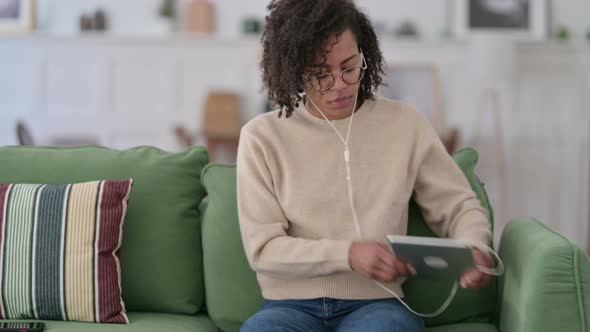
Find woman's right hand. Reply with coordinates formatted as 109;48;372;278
349;242;416;282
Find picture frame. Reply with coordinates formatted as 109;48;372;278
380;63;444;133
380;63;462;154
453;0;546;40
0;0;35;34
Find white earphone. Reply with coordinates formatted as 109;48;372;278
302;91;504;318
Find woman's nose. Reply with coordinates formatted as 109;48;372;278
331;74;348;90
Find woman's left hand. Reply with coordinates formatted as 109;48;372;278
460;249;494;290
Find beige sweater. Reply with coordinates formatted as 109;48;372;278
236;96;491;300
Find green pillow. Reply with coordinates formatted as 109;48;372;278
403;148;498;326
0;146;209;315
200;148;496;330
200;165;262;332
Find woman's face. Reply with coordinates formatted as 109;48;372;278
303;28;363;120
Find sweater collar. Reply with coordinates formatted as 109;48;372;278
295;96;377;126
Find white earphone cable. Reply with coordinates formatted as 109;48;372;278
306;93;362;238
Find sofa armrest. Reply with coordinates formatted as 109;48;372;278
498;218;590;332
199;196;209;215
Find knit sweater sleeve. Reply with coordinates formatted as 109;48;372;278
236;128;353;279
412;113;492;247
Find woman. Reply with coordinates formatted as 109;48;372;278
237;1;494;331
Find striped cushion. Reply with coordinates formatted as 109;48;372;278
0;179;133;324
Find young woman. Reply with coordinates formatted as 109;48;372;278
237;1;494;331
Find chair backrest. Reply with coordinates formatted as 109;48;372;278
202;91;241;139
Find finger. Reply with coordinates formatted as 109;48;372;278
480;276;492;289
382;250;416;276
474;249;494;268
483;252;494;267
377;242;393;253
377;244;416;277
464;270;491;289
382;251;411;277
373;257;397;276
475;274;492;289
469;273;485;289
374;258;404;282
394;260;410;277
376;248;397;271
370;267;397;282
460;270;480;288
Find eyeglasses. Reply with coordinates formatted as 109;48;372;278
304;50;368;93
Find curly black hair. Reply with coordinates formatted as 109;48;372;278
261;0;384;118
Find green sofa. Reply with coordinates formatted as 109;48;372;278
0;145;588;332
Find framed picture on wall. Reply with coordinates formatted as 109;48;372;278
380;63;461;154
0;0;34;33
380;64;444;133
453;0;546;39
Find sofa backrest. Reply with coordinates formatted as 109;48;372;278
200;165;262;332
0;146;209;315
200;148;497;331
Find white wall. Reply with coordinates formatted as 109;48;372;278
1;36;588;250
35;0;590;40
3;1;589;249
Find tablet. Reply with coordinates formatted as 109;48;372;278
0;322;44;332
387;235;475;280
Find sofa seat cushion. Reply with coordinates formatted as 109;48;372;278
0;313;219;332
427;323;497;332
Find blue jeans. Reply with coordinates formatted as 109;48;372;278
240;297;424;332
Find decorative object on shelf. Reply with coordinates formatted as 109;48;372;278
555;25;570;42
394;20;420;39
79;8;109;33
242;17;262;35
0;0;35;33
79;13;93;32
186;0;214;34
157;0;178;33
453;0;546;40
94;8;108;31
158;0;176;20
202;91;242;162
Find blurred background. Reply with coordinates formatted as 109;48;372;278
0;0;589;249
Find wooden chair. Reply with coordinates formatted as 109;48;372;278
201;91;241;162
